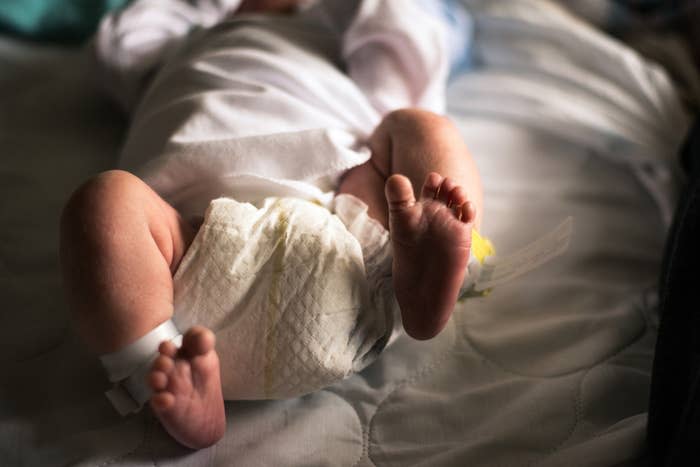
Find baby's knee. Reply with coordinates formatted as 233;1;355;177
61;170;146;241
381;108;461;146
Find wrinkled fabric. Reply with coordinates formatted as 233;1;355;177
96;0;449;220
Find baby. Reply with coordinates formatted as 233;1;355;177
60;0;482;449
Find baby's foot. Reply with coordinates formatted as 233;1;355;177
148;326;226;449
386;173;475;340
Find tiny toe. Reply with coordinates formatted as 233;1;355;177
182;326;216;357
420;172;444;200
460;201;476;224
447;186;468;209
159;340;178;358
152;355;175;374
437;177;457;204
149;370;169;391
385;174;416;210
151;391;175;411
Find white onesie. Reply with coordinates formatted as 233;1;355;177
100;0;450;220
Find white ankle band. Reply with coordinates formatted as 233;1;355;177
100;319;183;416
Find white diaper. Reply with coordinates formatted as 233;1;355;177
172;194;400;400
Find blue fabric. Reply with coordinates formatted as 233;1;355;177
0;0;130;43
417;0;474;77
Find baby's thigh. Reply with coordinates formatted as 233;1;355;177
62;169;195;272
338;162;389;228
60;170;197;351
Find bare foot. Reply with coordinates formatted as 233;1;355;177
148;326;226;449
386;172;476;340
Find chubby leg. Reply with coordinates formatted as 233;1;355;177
339;109;483;340
60;170;224;448
60;170;194;353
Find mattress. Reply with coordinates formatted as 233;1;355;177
0;1;695;465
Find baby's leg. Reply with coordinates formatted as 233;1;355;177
60;170;193;353
60;170;224;448
339;109;482;340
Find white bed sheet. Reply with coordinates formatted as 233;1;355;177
0;1;692;465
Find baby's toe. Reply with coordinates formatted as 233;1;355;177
460;201;476;224
385;174;416;210
420;172;444;200
152;355;175;374
149;370;169;391
181;326;216;358
436;177;458;204
447;186;468;209
151;391;176;411
159;340;178;358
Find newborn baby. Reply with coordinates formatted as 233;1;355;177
60;0;482;449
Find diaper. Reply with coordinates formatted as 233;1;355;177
172;194;400;400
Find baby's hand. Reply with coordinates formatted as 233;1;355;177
235;0;304;15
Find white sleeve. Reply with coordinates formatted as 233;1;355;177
93;0;243;112
342;0;449;115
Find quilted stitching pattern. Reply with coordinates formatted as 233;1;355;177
172;197;393;399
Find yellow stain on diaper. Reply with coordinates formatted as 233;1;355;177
264;199;288;397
